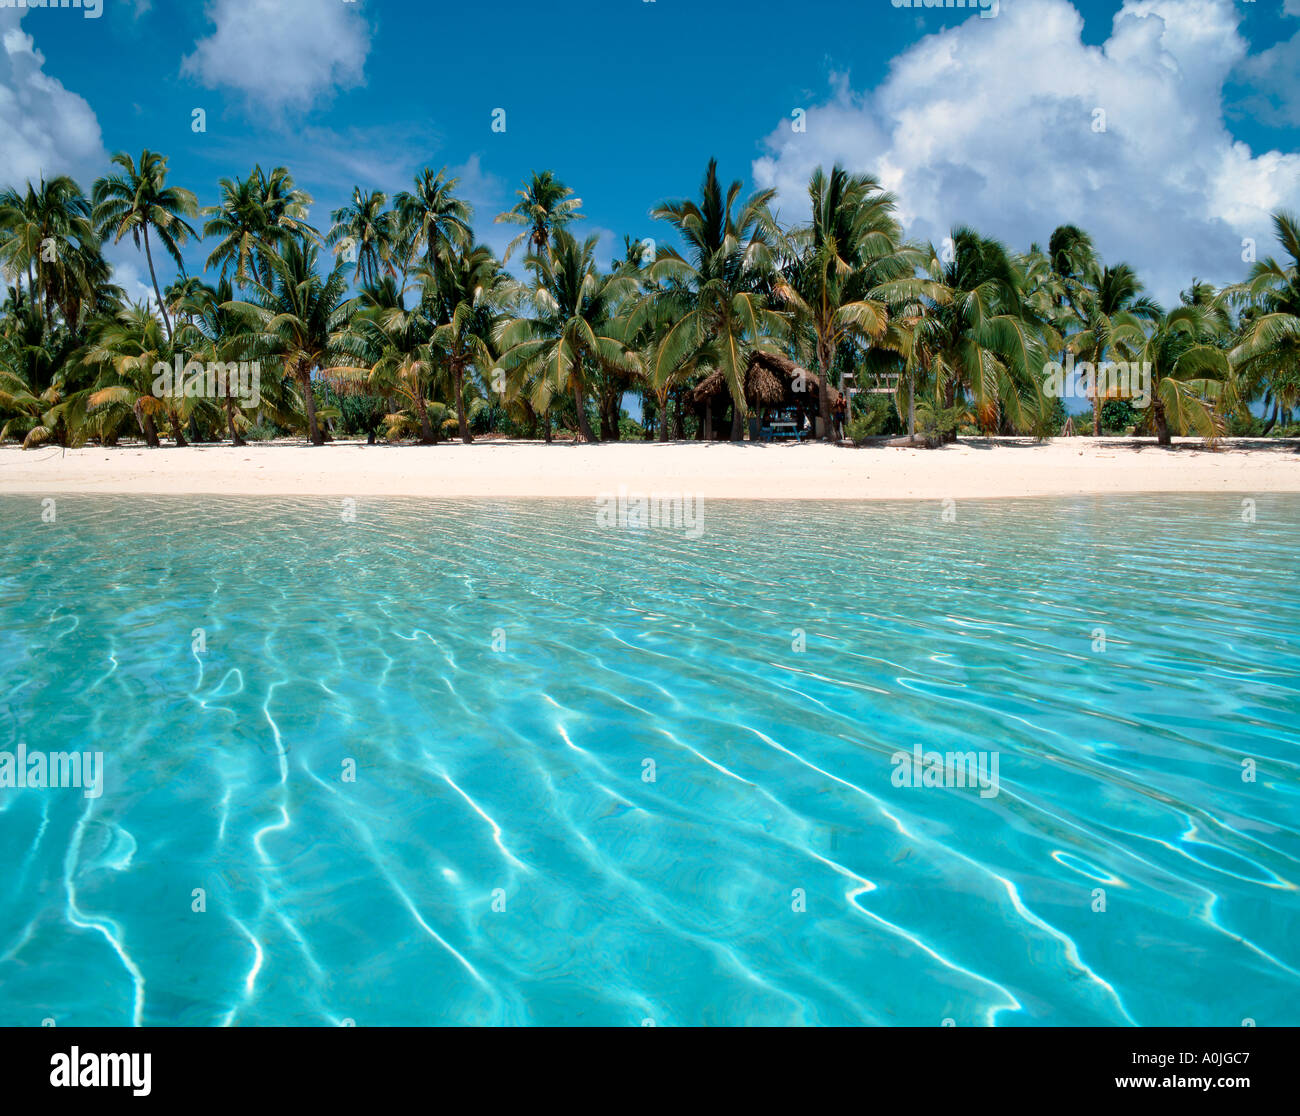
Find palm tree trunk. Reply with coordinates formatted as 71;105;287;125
818;340;834;443
413;382;436;444
134;401;160;448
1092;344;1104;436
1153;397;1171;446
225;394;246;446
543;407;553;444
40;260;53;332
299;370;324;445
142;224;173;339
455;362;471;444
572;375;595;442
729;400;744;441
170;408;188;447
600;391;619;441
658;387;670;442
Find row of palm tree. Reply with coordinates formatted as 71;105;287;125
2;148;1297;452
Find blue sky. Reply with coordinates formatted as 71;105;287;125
2;0;1298;307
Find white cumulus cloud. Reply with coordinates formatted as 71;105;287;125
753;0;1300;305
0;12;105;189
182;0;371;113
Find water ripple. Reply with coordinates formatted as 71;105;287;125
0;493;1297;1025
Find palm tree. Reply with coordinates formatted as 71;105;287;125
0;176;99;330
774;166;916;441
426;244;508;443
1228;210;1300;435
870;280;950;442
640;305;706;442
0;303;78;447
609;240;682;441
395;168;472;280
202;166;316;288
57;241;122;339
0;356;61;448
327;187;393;286
1067;262;1159;435
497;229;639;443
175;278;255;445
918;227;1050;435
225;240;350;446
1133;304;1234;445
93;151;199;340
259;166;316;245
82;303;185;447
165;275;207;331
1046;224;1095;314
492;170;584;438
495;170;584;265
203;173;269;287
642;158;783;440
331;287;441;444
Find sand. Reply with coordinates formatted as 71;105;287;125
0;437;1297;501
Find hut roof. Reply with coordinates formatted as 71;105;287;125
691;350;843;408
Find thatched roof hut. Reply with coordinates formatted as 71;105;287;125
691;354;783;409
691;350;842;411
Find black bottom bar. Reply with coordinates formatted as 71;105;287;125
0;1026;1292;1103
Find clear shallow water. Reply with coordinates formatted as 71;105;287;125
0;493;1297;1027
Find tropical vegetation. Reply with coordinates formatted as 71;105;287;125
1;152;1294;450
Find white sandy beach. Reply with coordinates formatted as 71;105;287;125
1;437;1298;500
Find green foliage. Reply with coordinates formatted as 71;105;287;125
1225;408;1261;437
245;420;282;442
5;153;1300;453
1029;396;1069;439
845;395;898;443
774;165;914;443
495;170;583;264
497;228;639;442
1100;398;1137;433
914;401;966;447
316;381;385;439
637;159;783;433
845;414;879;445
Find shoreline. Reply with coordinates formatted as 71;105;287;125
1;437;1298;501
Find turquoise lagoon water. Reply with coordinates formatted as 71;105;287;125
0;493;1297;1027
